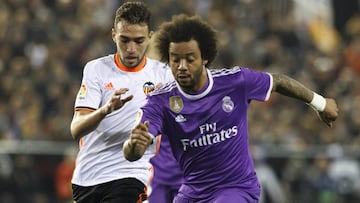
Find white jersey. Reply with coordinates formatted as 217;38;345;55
72;54;173;186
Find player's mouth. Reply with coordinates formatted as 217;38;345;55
125;56;137;61
177;74;190;83
124;56;138;65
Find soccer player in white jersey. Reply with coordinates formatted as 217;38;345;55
70;2;175;203
123;14;339;203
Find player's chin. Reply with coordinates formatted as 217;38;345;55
177;80;191;88
124;58;139;67
177;77;191;85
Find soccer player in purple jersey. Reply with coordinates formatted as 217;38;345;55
123;14;339;203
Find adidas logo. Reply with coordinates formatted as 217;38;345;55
175;114;186;122
104;82;115;90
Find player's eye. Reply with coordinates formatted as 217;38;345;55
120;38;130;43
135;38;145;44
172;59;180;64
187;57;195;63
170;56;180;63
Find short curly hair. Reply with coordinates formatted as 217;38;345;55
155;14;218;67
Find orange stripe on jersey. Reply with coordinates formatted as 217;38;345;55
136;187;148;203
75;107;96;112
114;53;146;72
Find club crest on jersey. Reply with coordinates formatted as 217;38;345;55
143;82;155;95
77;84;87;100
222;96;234;112
169;96;183;113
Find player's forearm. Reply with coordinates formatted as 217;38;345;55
271;73;338;127
70;107;107;140
271;73;314;103
123;139;144;162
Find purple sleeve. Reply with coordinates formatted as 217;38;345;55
140;96;164;137
241;67;272;101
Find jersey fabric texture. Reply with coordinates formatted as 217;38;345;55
173;187;259;203
150;134;184;186
139;67;273;201
148;134;184;203
72;54;173;187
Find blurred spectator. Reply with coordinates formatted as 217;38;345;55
54;147;76;203
252;145;287;203
0;152;13;201
305;154;337;203
327;144;360;202
344;35;360;74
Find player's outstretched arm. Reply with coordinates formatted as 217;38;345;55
123;121;153;162
271;73;339;127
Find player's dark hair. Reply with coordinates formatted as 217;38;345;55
114;2;151;31
156;14;218;67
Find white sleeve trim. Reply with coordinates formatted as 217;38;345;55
264;73;273;101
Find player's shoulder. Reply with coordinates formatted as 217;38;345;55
146;57;169;70
84;55;114;71
210;66;245;78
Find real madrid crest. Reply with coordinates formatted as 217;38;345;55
222;96;234;112
169;96;183;113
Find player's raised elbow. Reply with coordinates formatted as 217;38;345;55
70;123;80;140
270;73;285;92
70;120;85;140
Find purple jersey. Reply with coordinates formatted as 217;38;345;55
149;134;184;203
150;134;184;186
140;67;272;201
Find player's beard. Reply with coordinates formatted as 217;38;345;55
122;56;140;68
122;49;146;68
177;66;204;93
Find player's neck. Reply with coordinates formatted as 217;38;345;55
114;53;146;72
185;71;209;95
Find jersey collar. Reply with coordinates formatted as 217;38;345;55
114;53;146;72
177;69;213;100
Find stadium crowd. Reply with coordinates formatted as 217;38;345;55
0;0;359;202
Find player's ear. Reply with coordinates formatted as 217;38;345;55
111;28;116;43
148;31;154;39
202;60;208;65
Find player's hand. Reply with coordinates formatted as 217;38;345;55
102;88;134;115
155;82;163;89
125;121;152;161
318;98;339;128
130;121;152;147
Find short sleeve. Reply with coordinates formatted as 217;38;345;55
74;62;102;110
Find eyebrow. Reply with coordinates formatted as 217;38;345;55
119;35;146;40
170;52;195;57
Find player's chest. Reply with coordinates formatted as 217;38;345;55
167;91;243;126
101;73;159;99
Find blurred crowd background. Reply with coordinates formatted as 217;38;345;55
0;0;359;202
